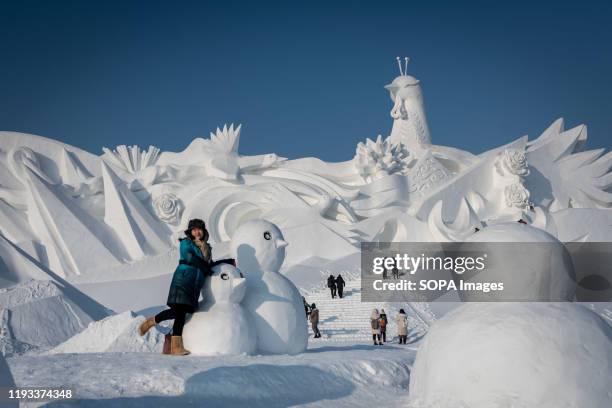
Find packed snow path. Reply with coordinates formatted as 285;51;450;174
303;276;433;342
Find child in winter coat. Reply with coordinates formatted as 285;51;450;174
309;303;321;338
379;309;388;343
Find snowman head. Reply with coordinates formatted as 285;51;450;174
230;219;288;276
202;263;247;304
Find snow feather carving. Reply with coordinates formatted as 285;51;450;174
526;119;612;209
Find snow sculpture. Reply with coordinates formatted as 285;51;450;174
385;57;431;148
407;152;452;200
102;144;160;173
0;57;610;292
152;192;183;224
353;135;411;181
230;219;308;354
504;182;531;209
525;119;612;210
182;263;256;355
461;223;576;301
494;147;533;210
408;303;612;408
101;161;170;261
495;148;529;177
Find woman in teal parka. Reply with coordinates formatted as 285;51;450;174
138;218;235;355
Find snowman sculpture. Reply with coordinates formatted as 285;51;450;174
182;263;256;355
230;219;308;355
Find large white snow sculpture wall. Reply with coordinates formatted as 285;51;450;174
0;57;611;289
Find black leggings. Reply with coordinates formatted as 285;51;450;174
154;305;191;336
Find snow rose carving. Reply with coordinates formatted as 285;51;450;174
153;193;183;223
504;183;531;209
497;148;529;177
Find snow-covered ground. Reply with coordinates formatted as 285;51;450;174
8;341;416;408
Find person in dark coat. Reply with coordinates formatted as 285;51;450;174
138;218;234;355
327;274;337;298
335;274;346;298
379;308;388;342
303;296;311;318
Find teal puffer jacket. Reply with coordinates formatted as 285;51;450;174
166;238;212;313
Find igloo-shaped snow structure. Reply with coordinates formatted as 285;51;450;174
408;303;612;408
459;223;576;301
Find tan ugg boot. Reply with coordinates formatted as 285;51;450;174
170;335;190;355
138;316;156;336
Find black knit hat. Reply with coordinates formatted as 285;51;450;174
184;218;207;238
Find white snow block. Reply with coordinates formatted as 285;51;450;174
0;279;112;355
101;161;170;260
408;303;612;408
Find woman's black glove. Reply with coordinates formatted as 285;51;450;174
185;252;213;276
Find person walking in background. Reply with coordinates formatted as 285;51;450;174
302;296;311;318
391;261;399;279
335;274;346;298
370;308;382;345
310;303;321;338
379;308;388;342
327;274;337;298
396;308;408;344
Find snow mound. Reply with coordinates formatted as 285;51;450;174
461;223;576;301
49;311;165;354
0;279;111;356
408;303;612;408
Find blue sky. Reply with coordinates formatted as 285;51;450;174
1;1;610;161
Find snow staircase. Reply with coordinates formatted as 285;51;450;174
303;277;433;343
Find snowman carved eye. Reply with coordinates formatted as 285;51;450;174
221;273;229;280
263;231;271;240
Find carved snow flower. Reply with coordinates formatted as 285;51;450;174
153;193;183;223
504;183;532;209
354;135;411;181
496;148;529;177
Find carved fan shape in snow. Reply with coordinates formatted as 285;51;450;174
208;124;241;153
102;145;160;173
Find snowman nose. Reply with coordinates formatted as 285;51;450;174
275;239;288;249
